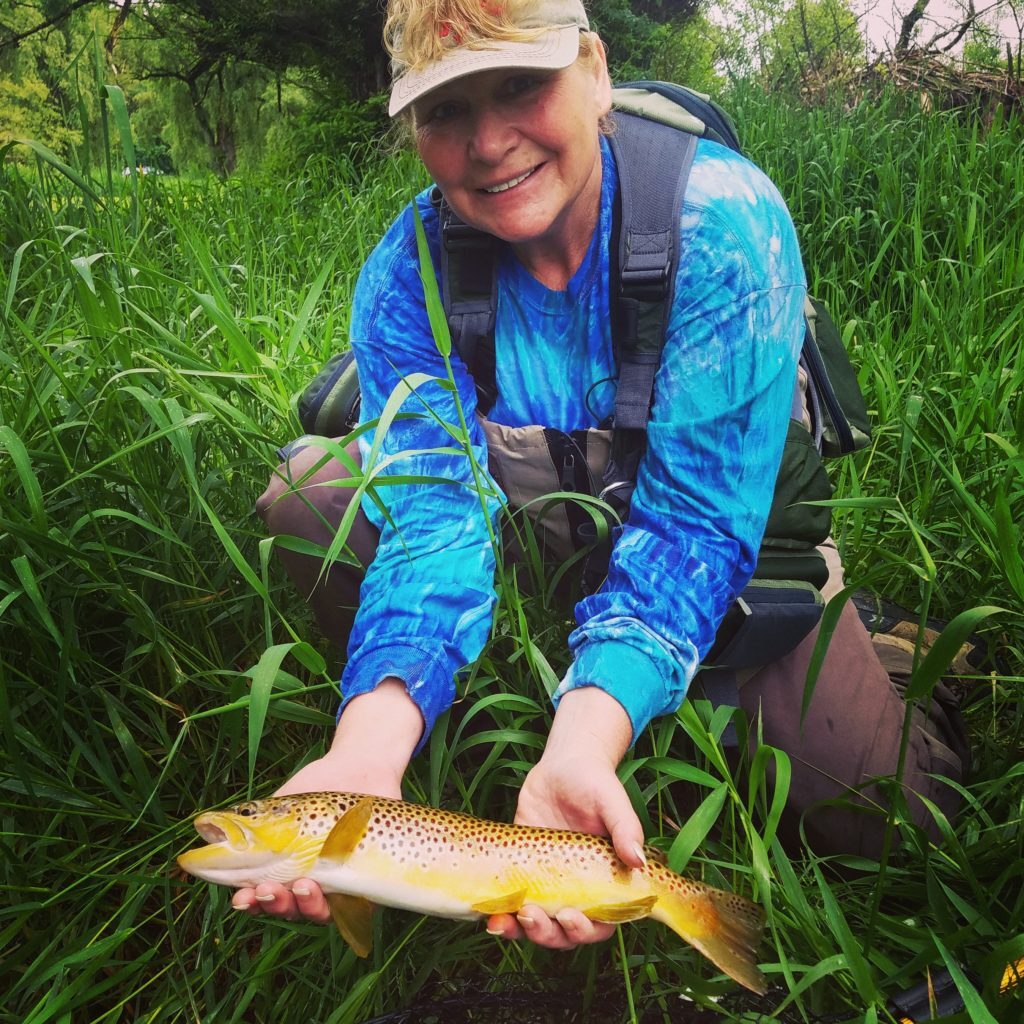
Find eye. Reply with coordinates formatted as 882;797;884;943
238;807;253;817
502;72;550;100
423;99;464;124
505;73;538;95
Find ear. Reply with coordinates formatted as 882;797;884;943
589;34;613;118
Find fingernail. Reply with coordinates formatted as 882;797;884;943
232;900;251;910
633;843;648;866
516;913;534;927
293;887;311;896
255;893;276;903
485;926;504;936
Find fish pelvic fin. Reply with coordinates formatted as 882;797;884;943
471;889;528;915
582;895;658;924
655;882;768;995
327;893;375;958
320;796;375;862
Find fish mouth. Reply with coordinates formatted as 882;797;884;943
176;812;271;882
194;812;251;850
177;810;318;888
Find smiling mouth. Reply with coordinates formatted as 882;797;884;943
481;165;540;193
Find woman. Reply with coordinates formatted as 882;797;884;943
242;0;966;949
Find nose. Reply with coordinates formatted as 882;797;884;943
467;105;517;164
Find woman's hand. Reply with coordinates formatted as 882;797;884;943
487;687;645;950
230;678;421;925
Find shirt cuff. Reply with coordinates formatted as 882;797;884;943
554;638;692;745
339;641;455;754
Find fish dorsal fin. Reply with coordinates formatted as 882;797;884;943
327;893;375;958
581;895;658;923
321;796;375;861
470;889;528;915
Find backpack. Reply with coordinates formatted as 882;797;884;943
291;81;871;669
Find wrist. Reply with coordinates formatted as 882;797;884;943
545;687;632;769
330;677;422;775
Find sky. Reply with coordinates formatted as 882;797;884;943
856;0;1023;54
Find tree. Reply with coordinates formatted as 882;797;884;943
765;0;864;79
0;3;117;160
2;0;716;174
1;0;390;173
647;13;732;92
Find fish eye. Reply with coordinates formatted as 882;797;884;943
238;806;253;816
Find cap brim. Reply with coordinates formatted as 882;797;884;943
389;25;581;117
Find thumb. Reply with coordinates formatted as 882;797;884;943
603;791;647;870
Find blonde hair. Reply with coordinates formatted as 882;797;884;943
385;0;549;76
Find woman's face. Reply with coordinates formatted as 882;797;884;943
412;47;612;270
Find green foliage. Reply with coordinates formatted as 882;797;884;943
1;52;1024;1024
714;0;864;84
261;92;392;180
0;4;111;159
763;0;863;77
962;18;1005;70
647;14;730;94
589;0;699;81
2;0;392;177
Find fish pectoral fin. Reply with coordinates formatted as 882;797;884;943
327;893;375;958
581;896;658;924
320;796;375;861
470;889;529;915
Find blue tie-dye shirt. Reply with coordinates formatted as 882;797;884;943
343;136;807;746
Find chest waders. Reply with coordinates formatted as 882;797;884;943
293;83;872;719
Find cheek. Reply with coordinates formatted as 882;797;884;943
416;136;459;187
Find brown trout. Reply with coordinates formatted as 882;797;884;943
177;791;767;993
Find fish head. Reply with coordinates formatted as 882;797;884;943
177;795;331;889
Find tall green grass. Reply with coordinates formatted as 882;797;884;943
1;78;1022;1023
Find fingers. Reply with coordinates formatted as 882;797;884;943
486;906;616;949
231;879;331;925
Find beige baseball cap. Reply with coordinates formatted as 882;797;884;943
388;0;589;117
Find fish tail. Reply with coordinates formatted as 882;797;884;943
654;882;768;995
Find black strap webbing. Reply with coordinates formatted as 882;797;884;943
437;192;500;414
604;113;698;500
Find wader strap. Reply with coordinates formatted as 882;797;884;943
437;193;500;415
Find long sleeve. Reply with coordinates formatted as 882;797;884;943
556;144;808;740
340;194;501;744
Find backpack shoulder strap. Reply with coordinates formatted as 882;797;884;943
433;187;500;415
603;110;698;508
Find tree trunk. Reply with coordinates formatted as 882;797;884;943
216;120;237;177
185;76;227;177
896;0;930;55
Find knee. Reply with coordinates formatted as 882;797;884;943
256;442;359;539
256;460;306;534
256;465;290;529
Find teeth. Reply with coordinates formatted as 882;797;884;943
484;168;534;193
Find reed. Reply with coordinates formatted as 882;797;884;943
1;77;1021;1023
